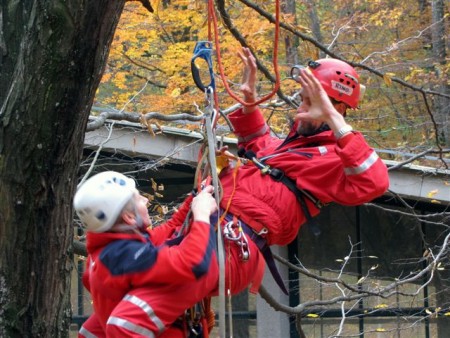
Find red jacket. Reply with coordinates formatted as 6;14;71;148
82;195;219;331
219;108;389;246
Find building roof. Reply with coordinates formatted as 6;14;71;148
84;119;450;205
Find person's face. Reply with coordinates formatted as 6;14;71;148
133;191;152;227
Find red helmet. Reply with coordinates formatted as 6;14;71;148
292;59;361;108
308;59;360;108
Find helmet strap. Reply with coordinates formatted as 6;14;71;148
110;223;135;233
133;205;145;232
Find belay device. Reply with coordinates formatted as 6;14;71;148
191;41;215;92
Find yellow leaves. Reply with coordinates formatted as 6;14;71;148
367;8;404;28
171;88;181;98
374;303;388;309
405;68;425;82
306;313;319;318
101;72;112;83
113;73;128;90
427;189;439;198
98;0;288;116
215;154;230;174
427;189;441;204
425;307;441;318
383;73;395;87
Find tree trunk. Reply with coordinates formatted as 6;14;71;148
0;1;125;337
304;0;323;59
281;0;299;67
431;0;449;147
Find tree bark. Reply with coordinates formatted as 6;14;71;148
0;1;125;337
304;0;323;59
431;0;449;147
281;0;299;67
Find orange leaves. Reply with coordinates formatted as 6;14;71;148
92;0;448;161
383;73;395;87
97;0;285;120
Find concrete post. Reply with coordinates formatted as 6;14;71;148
256;245;290;338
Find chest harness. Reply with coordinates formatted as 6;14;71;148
217;144;326;295
240;148;325;236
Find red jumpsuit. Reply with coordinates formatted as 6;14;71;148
218;107;389;277
79;195;264;338
78;195;219;337
79;107;388;336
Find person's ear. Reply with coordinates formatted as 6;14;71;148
121;211;135;225
335;102;347;116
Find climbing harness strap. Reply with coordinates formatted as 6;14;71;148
220;212;288;295
242;149;324;236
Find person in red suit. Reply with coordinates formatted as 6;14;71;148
75;171;220;338
75;171;263;337
216;48;390;294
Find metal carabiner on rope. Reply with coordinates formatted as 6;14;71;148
191;41;215;92
290;65;306;83
223;220;250;261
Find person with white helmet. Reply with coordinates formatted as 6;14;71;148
74;171;220;338
214;48;389;294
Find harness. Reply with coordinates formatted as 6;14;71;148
240;149;325;236
219;212;289;295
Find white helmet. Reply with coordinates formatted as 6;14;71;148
73;171;136;233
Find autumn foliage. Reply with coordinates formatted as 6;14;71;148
95;0;449;166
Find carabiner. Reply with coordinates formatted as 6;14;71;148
290;65;306;83
191;41;215;92
223;221;242;242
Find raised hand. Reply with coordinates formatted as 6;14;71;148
237;47;258;113
294;68;346;131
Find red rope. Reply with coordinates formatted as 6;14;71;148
194;2;282;335
208;0;281;107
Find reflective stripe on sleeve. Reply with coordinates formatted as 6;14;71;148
237;124;269;143
79;326;98;338
123;294;165;334
344;151;379;176
107;316;156;338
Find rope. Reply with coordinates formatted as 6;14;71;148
207;0;281;107
189;2;282;336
